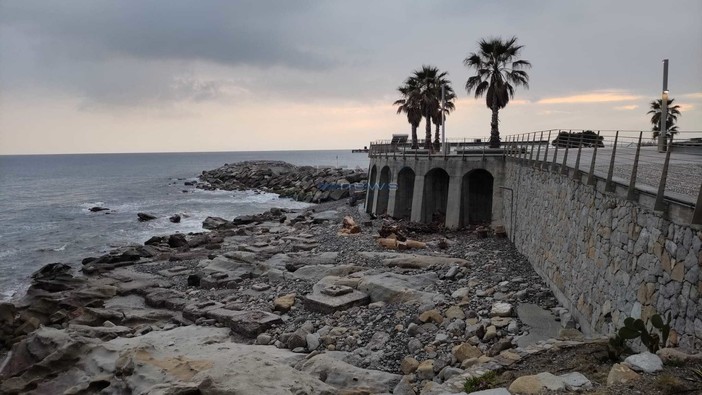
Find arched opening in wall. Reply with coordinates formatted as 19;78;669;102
422;168;449;224
366;165;377;213
375;166;391;215
393;167;415;220
460;168;494;226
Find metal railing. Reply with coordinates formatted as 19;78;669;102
368;137;499;160
503;129;702;225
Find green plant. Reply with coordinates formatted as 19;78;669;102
609;313;671;359
691;366;702;381
607;333;630;361
464;370;497;392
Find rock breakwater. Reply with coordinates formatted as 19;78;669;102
198;160;367;203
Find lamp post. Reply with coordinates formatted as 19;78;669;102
657;59;669;152
441;84;447;153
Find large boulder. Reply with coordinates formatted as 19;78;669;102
202;216;234;230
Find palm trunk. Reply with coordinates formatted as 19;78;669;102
433;121;441;151
411;124;418;149
424;112;432;150
489;103;500;148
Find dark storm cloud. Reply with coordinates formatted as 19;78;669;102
1;0;333;69
0;0;700;109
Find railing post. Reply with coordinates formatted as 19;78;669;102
654;135;673;212
587;131;600;186
551;132;560;173
516;134;522;162
605;131;619;193
534;131;543;168
626;132;643;201
561;130;570;175
542;130;551;170
572;132;584;181
462;138;466;161
528;132;536;164
693;183;702;225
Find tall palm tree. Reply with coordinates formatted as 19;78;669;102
648;98;682;139
464;36;531;148
407;66;453;151
394;81;423;149
431;87;456;151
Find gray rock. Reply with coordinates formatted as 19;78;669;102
311;210;341;223
490;302;513;317
304;278;370;313
358;272;444;305
407;338;423;354
467;388;511;395
256;333;272;345
559;372;593;391
297;353;401;393
624;351;663;373
383;255;469;269
306;333;320;351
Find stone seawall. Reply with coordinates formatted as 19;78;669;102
502;162;701;350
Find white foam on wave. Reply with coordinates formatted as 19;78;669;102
79;201;106;209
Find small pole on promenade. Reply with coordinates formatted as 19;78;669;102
658;59;669;152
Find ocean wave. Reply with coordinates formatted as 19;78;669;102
36;243;68;252
0;248;19;259
80;201;106;209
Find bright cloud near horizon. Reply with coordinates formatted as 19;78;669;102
1;0;701;155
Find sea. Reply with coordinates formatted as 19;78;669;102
0;150;370;301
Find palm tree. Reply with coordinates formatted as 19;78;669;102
464;36;531;148
394;81;423;149
648;98;682;139
431;86;456;151
407;66;453;151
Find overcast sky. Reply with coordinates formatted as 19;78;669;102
1;0;700;154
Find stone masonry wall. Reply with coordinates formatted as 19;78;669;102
502;162;702;350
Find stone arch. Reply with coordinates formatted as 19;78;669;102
460;168;494;226
422;167;450;224
366;165;377;213
393;167;415;220
375;166;391;215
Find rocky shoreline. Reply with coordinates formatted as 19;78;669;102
1;161;700;394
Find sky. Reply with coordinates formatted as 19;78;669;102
0;0;701;155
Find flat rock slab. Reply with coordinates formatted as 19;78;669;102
292;264;364;282
296;353;401;393
204;308;282;337
383;254;470;269
15;325;337;395
358;252;407;260
516;303;562;347
468;388;511;395
304;289;370;314
157;266;190;277
264;252;339;270
310;210;340;223
358;272;444;305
